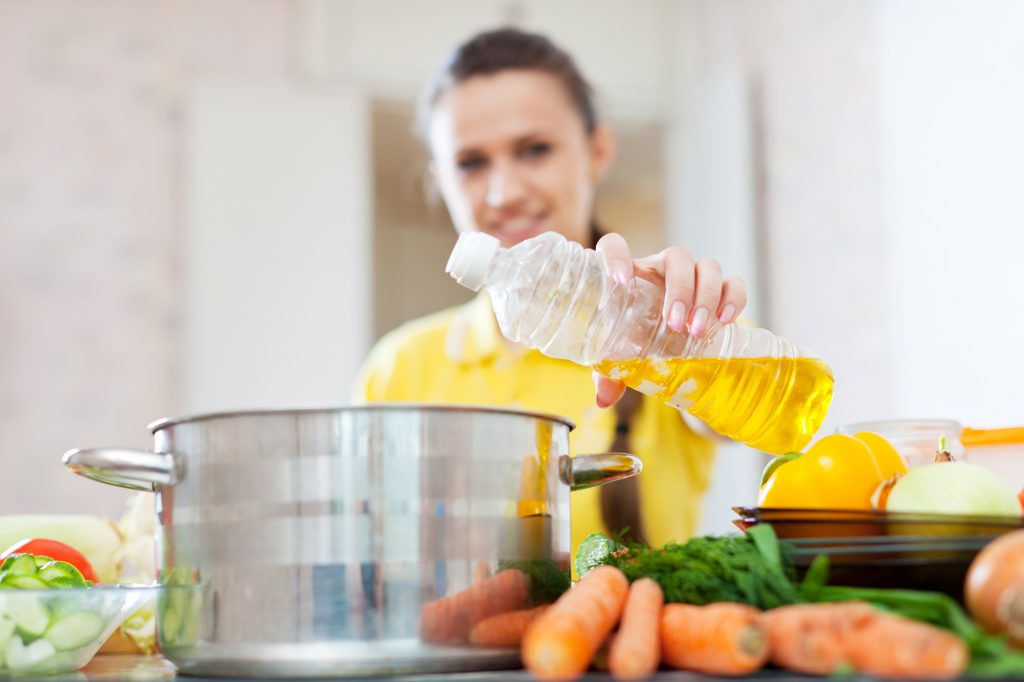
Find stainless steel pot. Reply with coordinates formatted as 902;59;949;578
64;404;640;678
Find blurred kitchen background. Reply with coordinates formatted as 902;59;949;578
2;0;1022;532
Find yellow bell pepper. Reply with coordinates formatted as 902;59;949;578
757;433;908;510
850;431;907;480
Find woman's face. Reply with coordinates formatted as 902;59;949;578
428;70;615;248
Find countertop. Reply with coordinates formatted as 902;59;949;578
76;655;751;680
68;655;1005;682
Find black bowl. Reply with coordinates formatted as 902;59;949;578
733;507;1024;603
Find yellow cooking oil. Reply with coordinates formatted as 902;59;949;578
593;355;834;454
516;419;551;517
511;421;553;560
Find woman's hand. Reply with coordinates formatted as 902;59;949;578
592;232;748;408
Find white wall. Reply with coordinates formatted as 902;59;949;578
667;0;888;532
671;0;1024;536
182;81;371;413
0;1;293;517
875;0;1024;427
667;3;765;534
298;0;674;123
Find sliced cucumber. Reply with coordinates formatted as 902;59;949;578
37;563;74;583
3;555;38;577
180;591;203;645
5;636;56;671
2;574;48;590
36;561;87;588
44;611;103;652
5;595;49;640
160;584;191;645
160;601;183;645
0;618;15;667
42;576;87;590
31;556;54;569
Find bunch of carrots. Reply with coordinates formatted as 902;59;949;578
421;565;967;679
520;565;967;680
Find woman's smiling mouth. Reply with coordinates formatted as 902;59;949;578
492;212;548;240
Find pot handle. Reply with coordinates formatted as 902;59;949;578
559;452;642;491
63;448;184;492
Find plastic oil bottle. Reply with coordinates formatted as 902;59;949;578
446;231;834;454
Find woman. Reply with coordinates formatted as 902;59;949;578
355;28;747;553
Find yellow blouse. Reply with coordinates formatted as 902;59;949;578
353;293;716;555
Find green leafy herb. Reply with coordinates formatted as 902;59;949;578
498;559;570;605
583;524;801;610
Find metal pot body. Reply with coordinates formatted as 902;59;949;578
65;405;639;677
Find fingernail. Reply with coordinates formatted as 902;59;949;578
719;304;736;324
689;307;709;338
611;262;631;286
595;394;609;409
667;301;687;332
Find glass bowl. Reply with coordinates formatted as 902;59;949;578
0;585;157;677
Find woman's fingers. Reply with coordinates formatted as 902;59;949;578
592;234;749;408
635;249;746;337
595;232;633;285
593;372;627;409
718;275;747;324
689;258;724;338
659;247;696;333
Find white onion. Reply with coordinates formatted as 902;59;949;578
886;461;1021;517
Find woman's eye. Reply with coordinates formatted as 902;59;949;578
457;157;486;173
520;142;551;160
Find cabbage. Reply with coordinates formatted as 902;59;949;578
115;493;157;653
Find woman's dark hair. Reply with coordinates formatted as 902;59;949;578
417;27;598;138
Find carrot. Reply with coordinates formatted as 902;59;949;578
469;605;549;648
849;611;968;679
521;565;629;680
763;602;968;679
608;578;664;679
419;568;531;644
660;603;768;676
761;602;874;675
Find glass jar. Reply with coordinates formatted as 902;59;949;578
836;419;964;468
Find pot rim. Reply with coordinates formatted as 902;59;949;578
148;403;576;433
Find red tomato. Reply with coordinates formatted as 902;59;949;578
0;538;99;583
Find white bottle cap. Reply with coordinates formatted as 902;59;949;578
446;231;500;291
